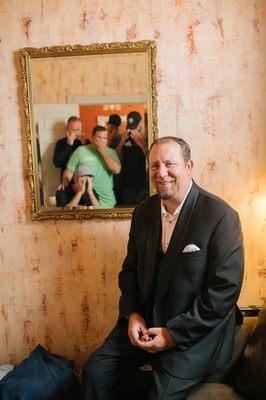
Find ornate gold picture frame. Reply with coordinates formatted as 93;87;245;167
19;40;157;220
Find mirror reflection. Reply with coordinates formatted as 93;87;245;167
30;52;150;211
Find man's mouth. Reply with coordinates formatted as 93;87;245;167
157;180;173;186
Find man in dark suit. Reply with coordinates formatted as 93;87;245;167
82;137;244;399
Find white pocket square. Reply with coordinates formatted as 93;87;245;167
183;244;201;253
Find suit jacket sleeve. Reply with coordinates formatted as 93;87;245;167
118;209;143;318
166;208;244;351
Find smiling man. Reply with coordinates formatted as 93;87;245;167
82;137;244;399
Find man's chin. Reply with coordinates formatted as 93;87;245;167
156;191;172;200
161;195;172;200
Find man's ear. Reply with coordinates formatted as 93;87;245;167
186;160;193;175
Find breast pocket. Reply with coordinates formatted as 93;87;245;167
176;250;207;283
180;249;205;260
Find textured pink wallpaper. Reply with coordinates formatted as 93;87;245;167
0;0;265;367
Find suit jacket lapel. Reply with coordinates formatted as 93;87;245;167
156;182;199;300
143;196;161;302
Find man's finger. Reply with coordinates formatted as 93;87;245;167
141;333;151;342
129;334;140;346
147;327;160;335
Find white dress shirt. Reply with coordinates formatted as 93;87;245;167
161;181;192;253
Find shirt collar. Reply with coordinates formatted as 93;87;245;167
161;180;193;218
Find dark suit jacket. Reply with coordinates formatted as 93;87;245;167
118;181;244;379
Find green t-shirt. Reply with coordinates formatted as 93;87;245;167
66;144;120;208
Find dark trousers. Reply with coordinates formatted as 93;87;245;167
81;320;203;400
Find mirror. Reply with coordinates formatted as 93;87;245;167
20;41;157;220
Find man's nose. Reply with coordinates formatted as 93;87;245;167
157;164;168;176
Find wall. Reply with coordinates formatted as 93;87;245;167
80;104;146;139
0;0;265;367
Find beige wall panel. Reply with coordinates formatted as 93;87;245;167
0;0;265;367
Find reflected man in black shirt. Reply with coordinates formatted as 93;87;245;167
53;116;90;179
116;111;148;205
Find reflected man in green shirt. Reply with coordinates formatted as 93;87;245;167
61;125;121;209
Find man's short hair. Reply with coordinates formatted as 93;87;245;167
67;116;80;125
107;114;121;127
92;125;107;137
149;137;191;163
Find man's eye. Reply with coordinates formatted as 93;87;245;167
150;165;158;171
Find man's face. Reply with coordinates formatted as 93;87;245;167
107;124;118;143
93;130;108;147
107;124;118;135
68;120;82;139
149;142;193;201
